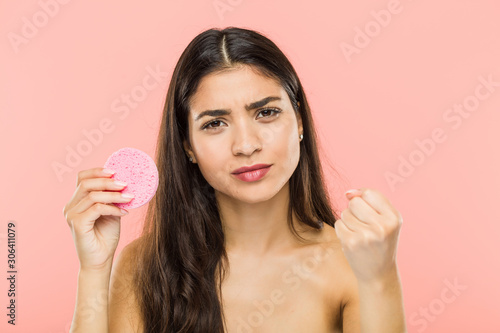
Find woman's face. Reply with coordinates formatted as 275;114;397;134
184;65;303;204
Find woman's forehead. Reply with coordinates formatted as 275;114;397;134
189;67;284;109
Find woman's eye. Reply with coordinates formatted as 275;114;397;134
202;108;281;130
202;120;225;130
256;108;281;119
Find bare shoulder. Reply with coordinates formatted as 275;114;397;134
109;236;144;333
318;223;361;332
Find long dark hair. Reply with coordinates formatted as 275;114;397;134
132;26;342;333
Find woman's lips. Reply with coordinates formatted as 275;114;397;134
231;163;272;174
231;165;271;182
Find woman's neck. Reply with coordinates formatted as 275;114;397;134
216;182;316;257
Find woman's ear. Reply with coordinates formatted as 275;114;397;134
296;106;303;136
183;140;191;158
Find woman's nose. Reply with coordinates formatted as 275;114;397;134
231;123;262;156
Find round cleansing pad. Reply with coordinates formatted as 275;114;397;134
103;147;159;209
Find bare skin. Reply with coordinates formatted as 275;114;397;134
219;222;357;333
109;65;362;332
109;220;360;333
71;65;404;332
178;64;360;332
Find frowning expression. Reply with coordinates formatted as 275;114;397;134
184;65;303;203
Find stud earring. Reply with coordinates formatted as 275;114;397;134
299;134;303;141
189;156;193;162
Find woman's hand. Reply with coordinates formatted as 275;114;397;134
62;167;134;271
334;187;403;283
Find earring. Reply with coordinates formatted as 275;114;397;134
299;134;303;141
189;156;193;162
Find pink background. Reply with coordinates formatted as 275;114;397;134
1;0;499;332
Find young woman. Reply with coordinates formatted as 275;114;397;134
63;27;406;332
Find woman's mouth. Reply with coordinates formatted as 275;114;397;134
231;165;271;182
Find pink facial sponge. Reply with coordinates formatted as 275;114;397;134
103;147;159;209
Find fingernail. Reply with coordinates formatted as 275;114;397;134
121;193;135;199
120;209;128;215
103;168;116;175
345;189;361;198
114;180;128;187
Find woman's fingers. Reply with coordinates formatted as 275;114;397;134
340;208;362;232
62;167;133;270
65;169;127;211
72;189;133;215
76;167;116;187
71;202;126;233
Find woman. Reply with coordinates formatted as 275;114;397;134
63;27;406;332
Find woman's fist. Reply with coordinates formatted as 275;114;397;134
334;188;403;283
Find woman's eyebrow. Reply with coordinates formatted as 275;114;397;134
194;96;281;122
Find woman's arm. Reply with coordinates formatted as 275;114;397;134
70;264;112;333
108;240;144;332
69;241;143;333
336;188;407;332
357;266;406;332
342;265;407;333
62;168;135;332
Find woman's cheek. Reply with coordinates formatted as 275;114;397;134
198;148;232;187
